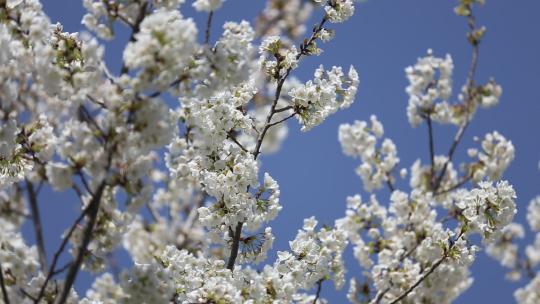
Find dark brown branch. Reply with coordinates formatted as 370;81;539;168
55;181;107;304
34;197;94;303
266;112;296;129
372;287;391;304
313;280;323;304
205;11;214;45
274;105;294;113
0;261;10;304
76;171;94;197
25;179;48;272
426;115;436;189
19;287;37;301
435;174;472;196
385;171;395;193
226;221;244;270
227;133;249;153
51;262;72;277
119;2;148;75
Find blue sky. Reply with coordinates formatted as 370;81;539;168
34;0;540;302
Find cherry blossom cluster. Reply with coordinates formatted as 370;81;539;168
290;65;359;131
0;0;530;303
485;164;540;303
339;116;399;192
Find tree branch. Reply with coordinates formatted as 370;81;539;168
25;179;48;272
426;115;436;189
226;221;244;270
205;11;214;45
119;1;148;75
55;181;107;304
0;261;10;304
388;231;465;304
34;194;95;303
432;14;480;192
226;14;328;271
313;280;323;304
435;174;472;196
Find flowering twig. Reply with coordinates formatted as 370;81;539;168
388;230;466;304
227;15;329;270
432;13;480;192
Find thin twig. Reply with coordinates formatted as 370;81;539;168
146;203;160;222
372;287;391;304
435;174;472;196
386;176;395;193
433;14;480;192
274;105;294;113
34;200;93;303
426;115;435;189
313;280;323;304
205;11;214;45
0;261;10;304
77;171;94;197
266;112;296;129
51;262;72;277
25;179;48;272
227;133;249;153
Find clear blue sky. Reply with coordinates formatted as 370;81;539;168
34;0;540;303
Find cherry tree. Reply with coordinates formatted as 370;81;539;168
0;0;536;303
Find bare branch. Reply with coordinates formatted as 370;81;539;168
313;280;323;304
426;115;436;189
55;181;107;304
0;261;10;304
226;221;244;270
34;196;94;303
205;11;214;45
435;174;472;196
25;179;48;272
